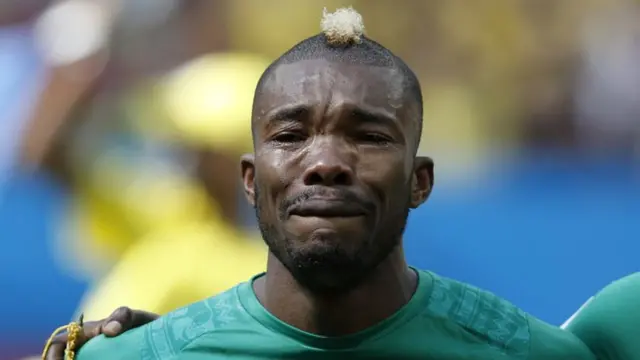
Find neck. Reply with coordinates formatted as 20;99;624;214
253;247;417;336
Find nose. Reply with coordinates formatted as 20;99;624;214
302;147;354;187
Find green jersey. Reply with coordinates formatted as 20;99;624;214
566;272;640;360
77;270;593;359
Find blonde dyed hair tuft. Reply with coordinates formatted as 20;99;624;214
320;7;365;46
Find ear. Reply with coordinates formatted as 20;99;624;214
240;154;256;207
410;156;434;208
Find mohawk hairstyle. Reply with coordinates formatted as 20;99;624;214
255;7;423;146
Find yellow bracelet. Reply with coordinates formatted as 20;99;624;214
42;315;84;360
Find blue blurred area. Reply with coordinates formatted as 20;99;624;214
1;155;638;356
406;154;640;325
0;25;43;182
0;171;88;354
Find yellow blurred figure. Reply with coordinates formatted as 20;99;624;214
70;53;270;320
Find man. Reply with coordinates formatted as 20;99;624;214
44;7;594;359
563;273;640;360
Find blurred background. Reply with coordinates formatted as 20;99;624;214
1;0;639;358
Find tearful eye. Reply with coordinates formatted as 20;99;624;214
273;132;306;143
360;133;392;145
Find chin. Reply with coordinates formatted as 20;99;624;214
282;241;370;294
288;231;374;263
289;262;367;295
290;238;354;262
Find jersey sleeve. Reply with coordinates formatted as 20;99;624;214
527;315;596;360
565;272;640;360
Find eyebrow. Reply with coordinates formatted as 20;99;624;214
349;107;398;129
266;104;310;123
263;103;400;131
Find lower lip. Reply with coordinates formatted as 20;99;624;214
290;214;364;223
290;213;364;218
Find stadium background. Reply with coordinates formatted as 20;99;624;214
0;0;639;358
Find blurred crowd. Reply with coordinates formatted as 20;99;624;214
1;1;640;358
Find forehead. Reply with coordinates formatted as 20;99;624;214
255;59;409;119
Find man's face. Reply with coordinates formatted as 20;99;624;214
242;59;433;293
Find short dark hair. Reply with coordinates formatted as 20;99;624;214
253;9;424;148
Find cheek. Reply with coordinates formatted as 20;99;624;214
358;152;411;206
255;152;295;217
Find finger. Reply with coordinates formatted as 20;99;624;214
84;320;104;338
101;307;160;337
44;343;65;360
129;310;160;328
101;307;131;337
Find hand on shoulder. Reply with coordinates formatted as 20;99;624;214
42;307;158;360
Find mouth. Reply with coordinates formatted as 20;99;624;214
289;199;368;218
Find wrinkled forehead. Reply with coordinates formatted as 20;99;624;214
254;59;408;118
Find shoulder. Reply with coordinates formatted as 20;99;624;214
423;272;594;359
528;315;595;360
78;286;248;360
424;272;531;357
76;326;147;360
568;272;640;329
565;272;640;359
